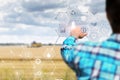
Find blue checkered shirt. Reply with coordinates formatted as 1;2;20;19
61;34;120;80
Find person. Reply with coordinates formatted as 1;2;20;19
61;0;120;80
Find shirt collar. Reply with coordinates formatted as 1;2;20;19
108;34;120;43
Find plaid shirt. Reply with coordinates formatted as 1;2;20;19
61;34;120;80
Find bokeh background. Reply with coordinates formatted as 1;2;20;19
0;0;112;80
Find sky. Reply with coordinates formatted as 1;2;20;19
0;0;112;44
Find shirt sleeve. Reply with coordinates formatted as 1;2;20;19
61;36;77;64
60;36;90;78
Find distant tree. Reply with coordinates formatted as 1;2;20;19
48;43;52;46
32;41;36;44
31;41;42;47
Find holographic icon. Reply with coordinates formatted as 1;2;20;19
67;6;82;19
57;23;70;37
86;26;101;42
55;12;70;37
59;25;66;33
43;48;56;59
81;27;87;33
55;12;70;24
87;32;99;42
71;10;76;15
35;58;41;65
47;53;51;58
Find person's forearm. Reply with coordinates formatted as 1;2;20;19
61;36;76;63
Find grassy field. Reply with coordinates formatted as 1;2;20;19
0;46;76;80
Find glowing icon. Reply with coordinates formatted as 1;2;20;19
47;53;51;58
70;21;76;30
71;10;76;15
35;58;41;64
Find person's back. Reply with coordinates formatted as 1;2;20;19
61;0;120;80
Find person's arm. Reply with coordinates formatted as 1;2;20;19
61;36;76;63
61;27;87;64
61;27;91;80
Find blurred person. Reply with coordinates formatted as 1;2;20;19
61;0;120;80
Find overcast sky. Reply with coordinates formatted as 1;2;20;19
0;0;112;44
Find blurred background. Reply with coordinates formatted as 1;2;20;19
0;0;112;80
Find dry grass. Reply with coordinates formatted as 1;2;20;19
0;46;61;59
0;46;76;80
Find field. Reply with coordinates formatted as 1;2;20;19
0;46;76;80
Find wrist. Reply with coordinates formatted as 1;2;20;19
63;36;76;45
70;34;79;39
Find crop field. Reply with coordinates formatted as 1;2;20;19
0;46;76;80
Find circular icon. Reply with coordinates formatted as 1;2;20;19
71;10;76;15
35;58;41;64
87;32;100;42
67;6;81;18
81;27;87;33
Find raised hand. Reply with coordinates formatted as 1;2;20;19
70;26;87;39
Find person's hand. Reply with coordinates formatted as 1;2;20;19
70;27;87;39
